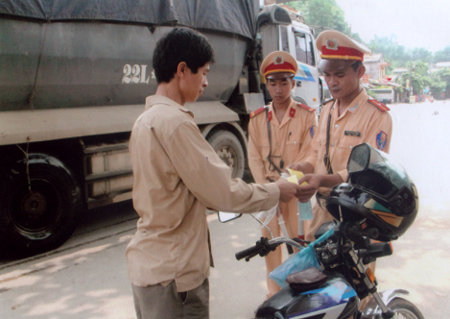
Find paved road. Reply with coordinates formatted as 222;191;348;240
1;101;449;318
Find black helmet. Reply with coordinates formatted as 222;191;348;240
326;143;419;241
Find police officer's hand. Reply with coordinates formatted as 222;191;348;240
275;178;302;202
287;162;314;174
297;173;344;202
297;174;320;202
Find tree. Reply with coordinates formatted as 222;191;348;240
428;73;447;99
351;33;364;44
284;0;349;35
412;61;429;77
435;68;450;99
411;48;432;64
434;46;450;63
398;61;429;96
368;35;409;68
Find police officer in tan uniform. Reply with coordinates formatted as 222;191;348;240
291;30;393;242
248;51;318;298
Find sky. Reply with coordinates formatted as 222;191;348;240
335;0;450;53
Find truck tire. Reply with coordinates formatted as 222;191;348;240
207;130;245;179
0;154;82;257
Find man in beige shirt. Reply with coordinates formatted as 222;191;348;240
291;30;393;242
248;51;317;297
126;28;303;319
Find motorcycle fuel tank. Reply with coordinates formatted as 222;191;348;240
255;275;359;319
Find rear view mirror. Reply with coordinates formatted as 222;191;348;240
347;143;371;174
347;143;388;176
217;211;242;223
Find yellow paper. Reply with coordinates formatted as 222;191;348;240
287;168;304;179
286;175;298;184
287;168;307;185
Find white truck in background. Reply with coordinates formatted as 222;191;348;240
0;0;323;255
260;7;323;108
372;88;395;104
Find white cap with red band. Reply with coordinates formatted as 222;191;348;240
260;51;298;79
316;30;371;62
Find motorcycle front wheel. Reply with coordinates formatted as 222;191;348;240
387;297;424;319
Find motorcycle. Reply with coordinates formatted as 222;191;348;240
222;143;424;319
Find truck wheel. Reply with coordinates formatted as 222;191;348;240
207;130;245;179
0;154;81;257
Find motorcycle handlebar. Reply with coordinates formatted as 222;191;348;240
235;237;305;261
364;242;393;259
235;245;261;261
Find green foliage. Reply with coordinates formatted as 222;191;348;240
432;69;450;99
366;36;434;68
434;46;450;62
428;75;446;99
397;61;429;95
411;48;432;63
407;61;429;77
351;33;363;44
284;0;349;35
396;62;450;99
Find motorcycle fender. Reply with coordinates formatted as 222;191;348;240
360;288;410;319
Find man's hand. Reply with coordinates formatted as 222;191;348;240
275;178;302;202
297;173;344;202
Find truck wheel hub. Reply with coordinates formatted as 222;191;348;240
22;191;47;218
217;146;235;167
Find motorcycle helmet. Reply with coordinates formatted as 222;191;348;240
326;143;419;241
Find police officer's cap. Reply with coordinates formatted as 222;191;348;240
260;51;298;80
316;30;371;71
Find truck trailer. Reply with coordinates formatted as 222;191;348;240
0;0;323;255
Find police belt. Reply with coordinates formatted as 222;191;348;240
265;106;284;176
323;100;336;175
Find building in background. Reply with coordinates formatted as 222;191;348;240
364;53;389;82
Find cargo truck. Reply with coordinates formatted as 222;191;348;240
0;0;323;255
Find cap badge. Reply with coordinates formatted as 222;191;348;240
274;56;284;65
326;39;338;51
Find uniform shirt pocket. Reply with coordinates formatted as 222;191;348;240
337;133;363;159
285;140;303;163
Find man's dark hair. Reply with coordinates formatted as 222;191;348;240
153;27;215;84
351;61;363;72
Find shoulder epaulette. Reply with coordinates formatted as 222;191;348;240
368;98;390;112
297;103;315;112
250;106;267;118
